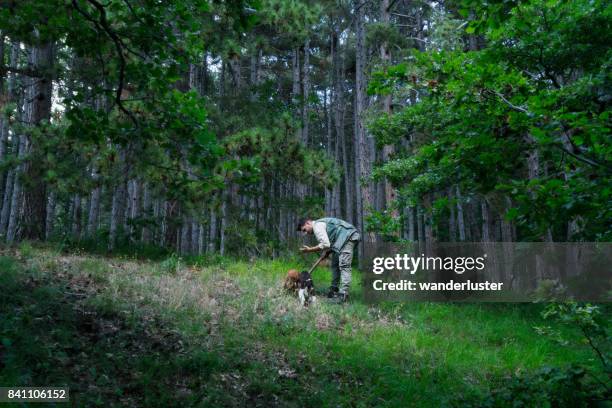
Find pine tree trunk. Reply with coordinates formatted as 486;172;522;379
129;179;141;239
45;192;55;239
228;54;241;92
109;178;127;251
0;35;7;198
87;168;101;237
124;179;133;234
325;86;333;214
0;42;18;239
380;0;397;226
160;199;168;247
180;214;190;254
336;42;352;222
407;206;416;241
21;40;54;240
198;224;204;255
292;47;301;112
6;133;26;243
423;195;434;248
191;218;199;254
208;200;217;253
448;188;457;242
0;169;14;237
220;189;228;255
141;182;151;243
481;198;492;242
249;47;260;100
71;194;82;238
302;39;310;146
455;185;466;241
501;197;514;242
354;0;373;249
416;205;424;243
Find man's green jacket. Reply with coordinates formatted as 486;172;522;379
315;217;359;253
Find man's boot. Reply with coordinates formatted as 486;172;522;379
329;292;349;304
327;286;339;298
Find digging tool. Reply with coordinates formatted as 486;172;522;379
306;249;331;275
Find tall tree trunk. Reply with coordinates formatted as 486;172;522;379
423;195;434;248
0;34;7;200
0;42;18;239
208;199;218;253
291;47;305;206
380;0;398;227
191;218;199;254
249;46;261;101
455;185;466;241
160;199;168;247
180;214;190;254
228;54;241;92
302;39;310;146
21;40;54;240
220;188;228;255
354;0;373;249
325;88;332;214
87;167;101;237
292;47;301;116
71;194;82;238
109;170;127;251
481;198;492;242
448;188;457;242
45;192;55;239
129;178;141;240
6;134;26;243
407;206;416;241
338;66;352;222
141;182;151;243
0;168;14;237
416;205;424;243
198;224;204;255
525;133;553;241
327;25;340;216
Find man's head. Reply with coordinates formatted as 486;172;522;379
297;218;314;234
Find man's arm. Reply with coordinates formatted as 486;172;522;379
300;221;331;253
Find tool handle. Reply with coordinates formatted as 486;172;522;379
307;250;331;275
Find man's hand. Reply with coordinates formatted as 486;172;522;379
300;245;319;253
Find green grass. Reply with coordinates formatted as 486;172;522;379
0;244;606;407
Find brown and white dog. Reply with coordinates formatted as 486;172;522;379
284;269;316;306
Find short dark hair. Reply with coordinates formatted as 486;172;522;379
296;217;311;231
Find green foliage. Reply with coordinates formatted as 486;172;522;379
1;0;257;214
259;0;322;42
368;0;612;241
159;253;181;275
541;302;611;370
225;121;339;189
365;209;402;241
456;365;606;408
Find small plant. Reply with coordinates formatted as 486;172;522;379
541;302;611;375
17;241;35;260
160;254;181;275
455;364;605;408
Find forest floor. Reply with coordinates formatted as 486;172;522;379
0;242;603;407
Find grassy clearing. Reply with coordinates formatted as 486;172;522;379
0;243;603;407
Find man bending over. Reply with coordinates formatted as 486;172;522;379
297;217;360;303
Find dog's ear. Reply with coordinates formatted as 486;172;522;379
284;272;299;291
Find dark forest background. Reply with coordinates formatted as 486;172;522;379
0;0;610;258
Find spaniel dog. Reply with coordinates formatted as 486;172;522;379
284;269;316;306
